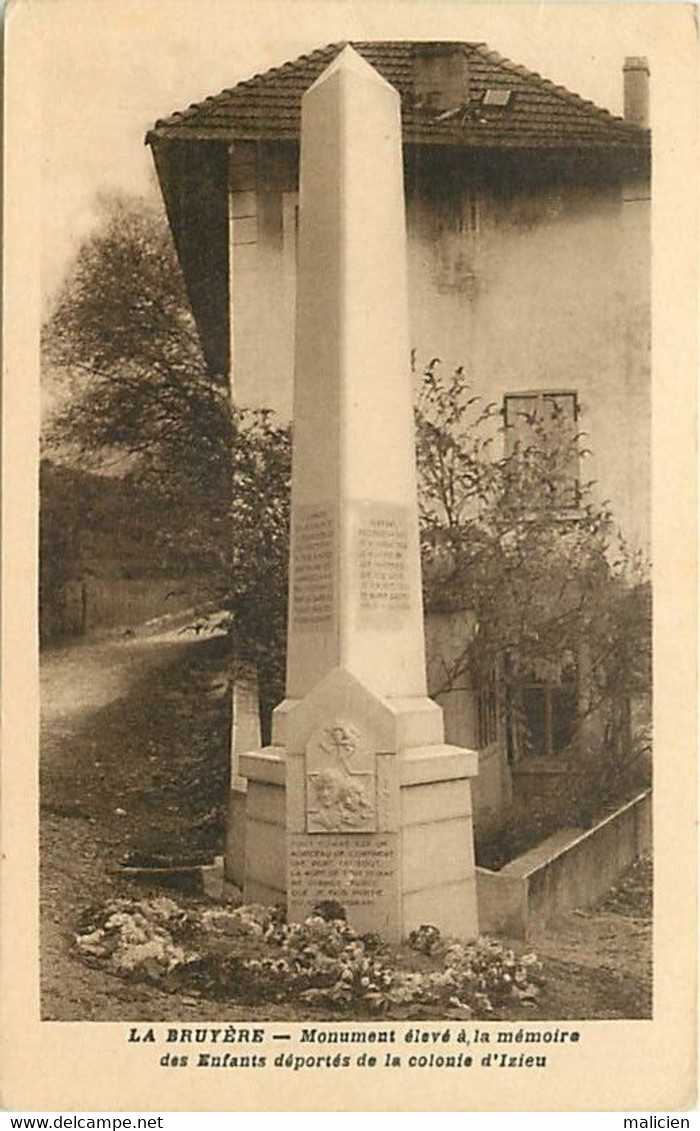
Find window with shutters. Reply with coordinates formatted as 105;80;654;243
513;657;579;760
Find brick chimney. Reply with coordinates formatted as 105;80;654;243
623;56;650;128
413;44;469;112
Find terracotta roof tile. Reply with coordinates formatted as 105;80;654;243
147;40;649;151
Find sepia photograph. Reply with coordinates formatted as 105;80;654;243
2;0;696;1114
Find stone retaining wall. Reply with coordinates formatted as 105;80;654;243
477;790;652;938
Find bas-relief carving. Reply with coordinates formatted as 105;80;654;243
306;721;377;833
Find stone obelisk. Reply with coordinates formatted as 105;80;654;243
239;47;479;941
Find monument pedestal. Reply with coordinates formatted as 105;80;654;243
241;669;479;941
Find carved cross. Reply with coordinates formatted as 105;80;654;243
319;724;358;774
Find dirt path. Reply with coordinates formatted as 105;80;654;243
41;617;227;738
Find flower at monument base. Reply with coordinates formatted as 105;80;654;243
112;937;188;978
518;952;545;981
408;924;443;955
448;996;474;1020
75;928;113;959
311;900;347;923
473;992;494;1014
202;902;285;940
74;897;544;1017
202;907;264;937
75;899;197;980
282;914;356;957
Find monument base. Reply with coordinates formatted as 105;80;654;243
238;670;479;942
241;745;478;941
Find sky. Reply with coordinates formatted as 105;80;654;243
25;0;660;308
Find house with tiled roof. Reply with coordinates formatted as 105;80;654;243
147;41;650;405
148;42;650;832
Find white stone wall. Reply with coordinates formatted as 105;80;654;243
405;175;651;556
228;157;650;555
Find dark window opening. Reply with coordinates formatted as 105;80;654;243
514;662;578;759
